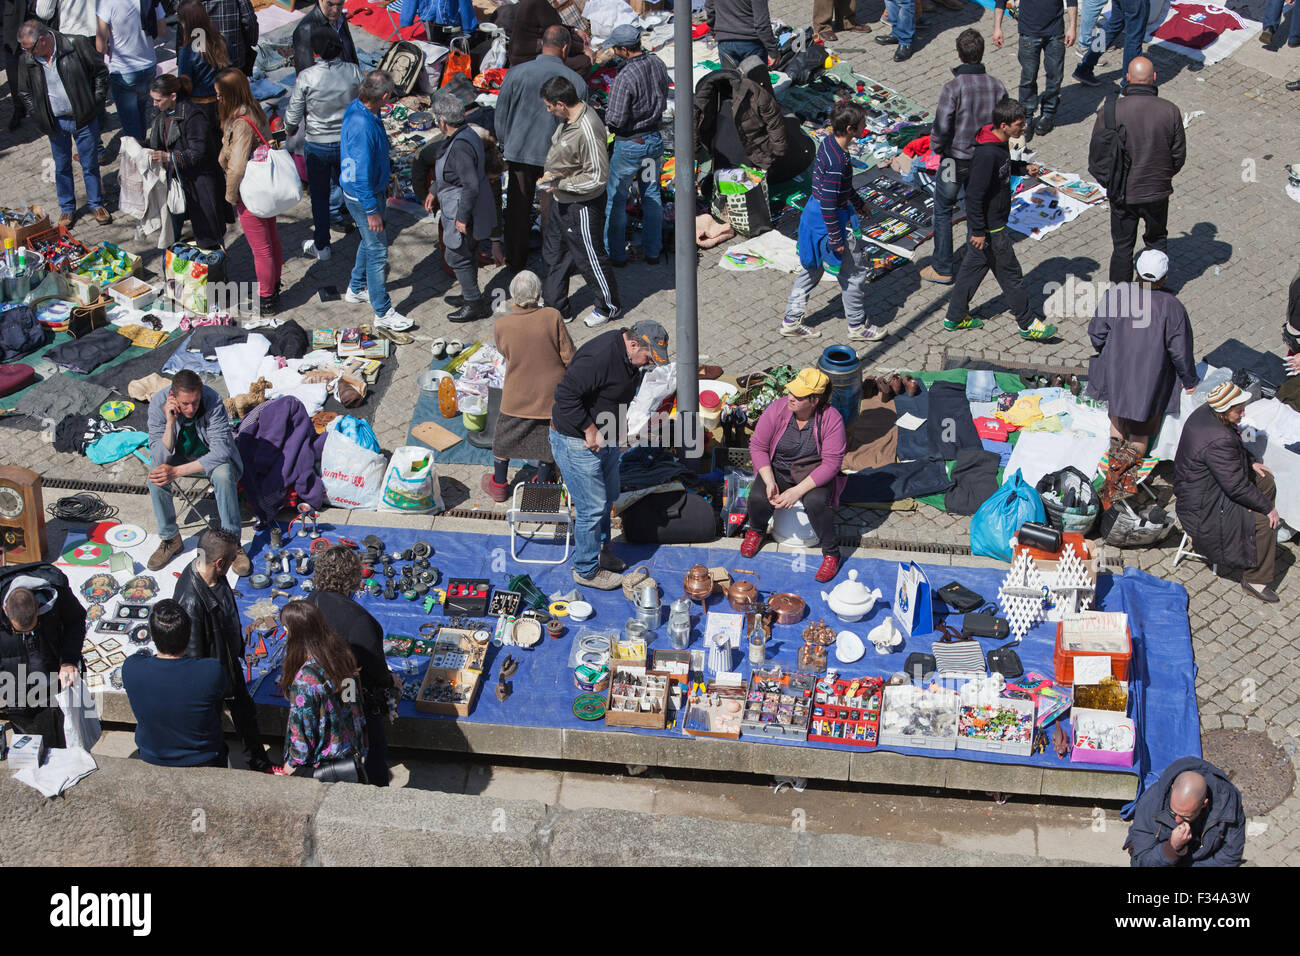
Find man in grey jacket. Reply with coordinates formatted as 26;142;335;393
494;24;584;271
145;370;248;575
1090;56;1185;283
538;73;621;327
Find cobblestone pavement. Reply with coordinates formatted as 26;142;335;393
2;0;1297;862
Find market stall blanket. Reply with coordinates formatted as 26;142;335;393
224;524;1198;800
404;356;524;466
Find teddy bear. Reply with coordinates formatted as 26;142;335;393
224;377;272;420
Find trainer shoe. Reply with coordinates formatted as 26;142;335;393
147;534;183;571
1019;318;1058;341
344;286;369;304
573;567;624;590
584;308;618;328
813;553;841;583
944;315;984;331
302;239;332;261
919;265;953;284
847;324;887;342
779;322;822;337
739;529;764;558
374;308;414;332
231;549;252;577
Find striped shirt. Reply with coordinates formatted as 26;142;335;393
811;135;867;246
604;52;669;138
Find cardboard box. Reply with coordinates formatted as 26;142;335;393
605;661;670;728
681;681;745;738
106;276;159;310
627;0;663;14
0;208;51;247
415;664;483;716
1013;533;1098;587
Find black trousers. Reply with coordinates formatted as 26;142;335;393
946;227;1033;326
745;471;837;554
363;700;389;787
225;687;269;769
504;160;550;271
1108;197;1169;283
541;196;621;320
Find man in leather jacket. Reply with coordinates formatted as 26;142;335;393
173;526;270;770
291;0;357;75
1;561;84;747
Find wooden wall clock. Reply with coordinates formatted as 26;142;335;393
0;465;49;564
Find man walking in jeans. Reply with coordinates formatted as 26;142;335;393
1072;0;1145;86
706;0;781;67
992;0;1076;140
602;24;669;269
549;321;669;590
340;70;413;333
1089;56;1184;283
921;29;1005;285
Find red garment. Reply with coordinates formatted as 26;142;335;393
973;416;1020;441
692;22;711;38
903;135;931;157
1152;3;1246;49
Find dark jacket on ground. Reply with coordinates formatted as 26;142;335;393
931;62;1007;161
1087;285;1198;422
705;0;779;59
291;3;358;75
1123;757;1246;867
173;560;245;698
1091;84;1185;204
147;96;228;246
17;29;108;133
551;328;642;440
234;395;327;525
1172;403;1273;569
964;124;1026;237
694;66;788;172
0;562;84;677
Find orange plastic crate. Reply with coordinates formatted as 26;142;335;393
1054;621;1132;684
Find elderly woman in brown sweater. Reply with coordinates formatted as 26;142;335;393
481;270;576;502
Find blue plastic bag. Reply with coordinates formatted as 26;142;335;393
970;469;1046;561
335;415;380;453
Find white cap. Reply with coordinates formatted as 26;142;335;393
1135;248;1169;281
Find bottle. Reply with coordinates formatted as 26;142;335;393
2;237;13;274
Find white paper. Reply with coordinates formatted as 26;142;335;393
1072;655;1111;687
896;412;926;431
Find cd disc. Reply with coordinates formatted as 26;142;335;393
105;523;147;549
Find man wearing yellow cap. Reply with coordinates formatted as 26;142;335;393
740;368;847;582
1173;381;1281;603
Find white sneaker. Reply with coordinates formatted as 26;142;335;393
374;308;414;332
847;324;887;342
302;239;331;261
344;287;368;305
583;309;613;329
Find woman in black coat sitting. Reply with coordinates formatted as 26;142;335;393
146;74;228;250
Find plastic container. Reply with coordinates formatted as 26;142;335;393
1054;621;1132;684
818;344;863;428
771;500;819;547
462;411;487;431
1069;707;1136;767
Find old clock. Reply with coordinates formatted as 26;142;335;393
0;465;49;563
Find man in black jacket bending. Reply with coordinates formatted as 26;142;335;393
174;526;271;770
943;96;1056;343
292;0;357;75
1;562;84;747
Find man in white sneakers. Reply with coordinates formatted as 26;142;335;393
340;69;412;334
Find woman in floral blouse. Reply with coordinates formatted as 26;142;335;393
278;601;367;776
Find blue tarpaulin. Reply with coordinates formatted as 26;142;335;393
238;524;1199;807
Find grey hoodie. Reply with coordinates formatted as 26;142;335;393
3;575;59;621
285;59;364;144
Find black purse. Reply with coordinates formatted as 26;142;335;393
311;753;367;784
962;603;1010;640
936;581;984;613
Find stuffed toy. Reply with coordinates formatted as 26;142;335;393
224;377;271;420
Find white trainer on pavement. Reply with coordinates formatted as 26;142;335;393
583;309;616;328
302;239;331;261
375;308;414;332
344;287;368;304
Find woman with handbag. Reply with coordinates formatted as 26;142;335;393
739;367;848;583
146;74;227;250
216;67;284;315
278;600;368;780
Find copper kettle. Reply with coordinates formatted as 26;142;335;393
683;564;713;603
726;572;761;612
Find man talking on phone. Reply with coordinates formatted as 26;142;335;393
145;369;250;575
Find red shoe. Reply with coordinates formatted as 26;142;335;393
480;474;510;503
740;529;764;558
814;554;841;583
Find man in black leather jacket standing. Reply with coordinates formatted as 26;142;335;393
174;526;270;770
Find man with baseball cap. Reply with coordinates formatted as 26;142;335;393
1087;248;1198;455
549;320;669;589
1174;381;1281;602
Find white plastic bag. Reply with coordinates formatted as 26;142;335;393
379;445;444;515
238;119;303;218
583;0;643;43
626;361;676;440
57;680;102;752
321;420;386;509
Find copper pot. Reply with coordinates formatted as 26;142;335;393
683;564;714;603
726;573;760;612
767;593;806;626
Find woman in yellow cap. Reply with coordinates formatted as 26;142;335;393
740;368;848;582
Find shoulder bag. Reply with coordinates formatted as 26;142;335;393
237;116;302;218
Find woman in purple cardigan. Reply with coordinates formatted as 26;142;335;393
740;368;848;582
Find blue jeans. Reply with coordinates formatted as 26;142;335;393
109;67;153;141
548;429;620;579
1078;0;1107;52
304;141;343;250
931;156;970;276
48;116;105;214
1080;0;1149;78
718;38;766;67
344;194;391;317
1263;0;1300;40
149;459;244;540
883;0;915;44
605;132;664;262
1018;34;1066;119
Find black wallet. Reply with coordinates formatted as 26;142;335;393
936;581;984;613
903;652;938;681
962;611;1010;640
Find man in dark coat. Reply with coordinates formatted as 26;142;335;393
1;562;84;747
291;0;357;75
1173;382;1280;602
1087;248;1198;454
1124;756;1246;866
174;526;271;770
